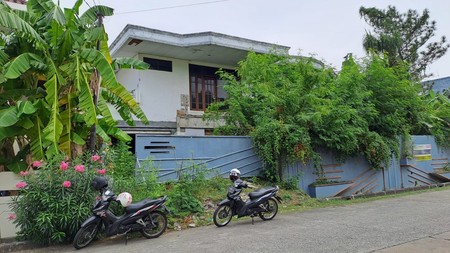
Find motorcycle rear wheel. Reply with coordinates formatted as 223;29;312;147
259;198;278;221
141;210;168;239
213;204;232;227
73;222;99;249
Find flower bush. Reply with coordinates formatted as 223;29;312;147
10;153;108;245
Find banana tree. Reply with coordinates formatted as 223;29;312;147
0;0;149;172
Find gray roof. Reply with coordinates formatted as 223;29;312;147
109;24;290;67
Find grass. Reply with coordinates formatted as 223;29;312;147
172;179;450;230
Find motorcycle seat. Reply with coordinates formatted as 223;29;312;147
248;187;276;200
125;198;161;213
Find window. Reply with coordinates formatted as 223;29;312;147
189;64;232;111
143;57;172;72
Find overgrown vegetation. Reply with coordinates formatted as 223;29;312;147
205;52;450;182
0;0;149;173
9;142;233;245
10;153;104;245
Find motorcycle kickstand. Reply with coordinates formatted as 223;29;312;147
125;231;130;245
251;216;254;225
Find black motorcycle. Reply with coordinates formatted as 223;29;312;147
213;179;282;227
73;177;169;249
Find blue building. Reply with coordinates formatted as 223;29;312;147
423;76;450;93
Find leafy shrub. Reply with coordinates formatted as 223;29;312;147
10;153;108;245
103;140;136;178
167;165;208;216
112;160;164;201
281;175;300;190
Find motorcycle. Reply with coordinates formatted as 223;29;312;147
213;179;282;227
73;176;170;249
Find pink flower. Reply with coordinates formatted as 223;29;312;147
60;161;69;171
74;165;85;173
8;213;16;221
19;171;28;176
62;181;71;188
32;160;43;168
97;169;106;175
16;181;27;189
91;155;101;162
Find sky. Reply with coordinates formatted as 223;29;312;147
61;0;450;80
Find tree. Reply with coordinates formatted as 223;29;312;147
205;52;435;182
359;5;449;79
0;0;149;172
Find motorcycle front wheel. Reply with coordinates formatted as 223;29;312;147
141;210;168;239
213;204;232;227
259;197;278;221
73;222;99;249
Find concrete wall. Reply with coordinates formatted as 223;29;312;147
114;54;235;124
0;172;21;239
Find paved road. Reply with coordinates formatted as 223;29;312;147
12;189;450;253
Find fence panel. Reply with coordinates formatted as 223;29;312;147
135;135;263;181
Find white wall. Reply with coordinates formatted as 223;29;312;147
114;55;236;125
115;57;189;122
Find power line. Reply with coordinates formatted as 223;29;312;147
115;0;230;15
83;0;92;9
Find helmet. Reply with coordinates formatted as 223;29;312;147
92;176;108;190
229;168;241;181
117;192;133;207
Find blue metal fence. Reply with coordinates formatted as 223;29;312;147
135;135;263;181
135;134;450;198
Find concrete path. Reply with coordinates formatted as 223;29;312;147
4;188;450;253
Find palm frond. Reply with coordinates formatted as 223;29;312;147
0;8;47;50
42;75;63;150
74;56;96;125
97;92;116;126
30;114;45;160
80;49;149;124
4;53;43;79
80;5;113;25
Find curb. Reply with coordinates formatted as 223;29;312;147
0;239;36;253
320;182;450;201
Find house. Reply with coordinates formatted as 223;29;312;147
4;0;27;10
109;25;290;136
422;76;450;94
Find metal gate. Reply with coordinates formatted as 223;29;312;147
135;135;263;181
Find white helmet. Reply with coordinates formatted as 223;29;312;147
117;192;133;207
229;168;241;181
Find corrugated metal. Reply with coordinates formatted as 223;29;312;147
135;135;263;181
135;134;450;198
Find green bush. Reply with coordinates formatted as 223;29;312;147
103;141;136;178
112;160;165;201
10;153;107;245
167;165;208;217
281;175;300;190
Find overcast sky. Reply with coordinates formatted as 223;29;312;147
62;0;450;79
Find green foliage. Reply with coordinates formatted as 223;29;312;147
104;140;136;178
359;5;449;79
420;91;450;147
10;153;106;245
280;175;300;190
166;165;209;217
0;0;149;171
112;160;164;201
205;52;439;178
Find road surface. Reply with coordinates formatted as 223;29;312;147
10;189;450;253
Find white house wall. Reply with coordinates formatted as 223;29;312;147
114;55;235;124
